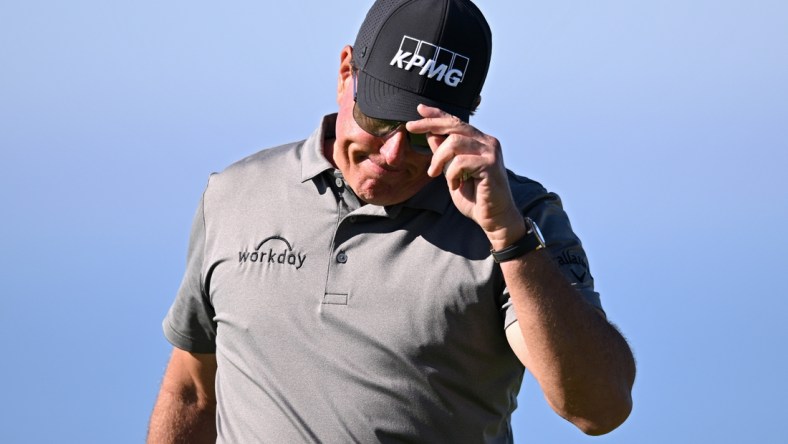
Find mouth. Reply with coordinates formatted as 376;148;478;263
356;154;407;175
357;155;404;175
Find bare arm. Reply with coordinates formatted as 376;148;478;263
407;104;636;434
148;348;217;444
502;250;635;435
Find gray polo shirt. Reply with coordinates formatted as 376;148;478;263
164;114;602;443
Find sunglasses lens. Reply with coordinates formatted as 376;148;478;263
352;102;432;155
408;132;432;155
353;103;400;137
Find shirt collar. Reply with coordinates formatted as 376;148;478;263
300;113;337;183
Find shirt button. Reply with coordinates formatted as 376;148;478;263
335;178;344;188
336;251;348;263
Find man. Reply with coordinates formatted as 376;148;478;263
148;0;636;442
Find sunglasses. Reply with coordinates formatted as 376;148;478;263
352;70;432;155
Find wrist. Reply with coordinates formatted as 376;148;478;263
486;214;527;252
490;217;546;263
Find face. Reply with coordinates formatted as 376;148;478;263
327;47;434;206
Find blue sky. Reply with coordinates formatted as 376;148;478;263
1;1;786;442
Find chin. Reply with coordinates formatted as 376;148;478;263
353;180;410;206
355;187;400;206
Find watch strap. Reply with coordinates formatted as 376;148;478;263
490;218;545;263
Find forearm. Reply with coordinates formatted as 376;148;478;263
148;349;218;444
147;387;216;444
503;249;635;435
412;103;634;432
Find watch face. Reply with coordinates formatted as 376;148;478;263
526;217;546;248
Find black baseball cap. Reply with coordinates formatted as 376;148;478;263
352;0;492;123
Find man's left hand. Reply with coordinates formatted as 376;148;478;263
406;104;525;250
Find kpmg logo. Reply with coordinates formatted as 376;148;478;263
389;36;469;87
238;236;306;270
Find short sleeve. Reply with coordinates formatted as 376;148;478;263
502;192;603;328
162;191;217;353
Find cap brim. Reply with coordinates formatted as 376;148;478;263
356;70;471;123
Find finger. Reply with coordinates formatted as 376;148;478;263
406;104;478;138
442;157;454;175
426;132;447;154
427;134;485;177
428;134;461;177
442;153;480;190
416;103;445;118
407;105;448;155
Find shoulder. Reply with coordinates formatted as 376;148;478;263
216;140;306;183
506;171;602;309
505;170;578;247
505;170;562;213
198;140;307;215
206;140;305;192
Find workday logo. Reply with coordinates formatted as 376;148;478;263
389;36;469;87
238;236;306;270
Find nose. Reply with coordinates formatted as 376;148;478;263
378;129;409;167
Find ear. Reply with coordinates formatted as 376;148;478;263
337;45;354;104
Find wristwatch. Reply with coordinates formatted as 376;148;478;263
490;217;546;263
